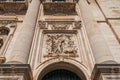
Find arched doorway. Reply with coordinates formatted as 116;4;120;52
37;61;88;80
41;69;82;80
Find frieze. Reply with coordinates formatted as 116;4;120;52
51;23;69;30
39;21;81;30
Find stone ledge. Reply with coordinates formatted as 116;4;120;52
91;64;120;80
0;64;33;80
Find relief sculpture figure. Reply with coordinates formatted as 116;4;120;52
46;34;78;57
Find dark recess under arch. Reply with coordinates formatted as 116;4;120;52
41;69;82;80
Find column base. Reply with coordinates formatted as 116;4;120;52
91;64;120;80
0;64;33;80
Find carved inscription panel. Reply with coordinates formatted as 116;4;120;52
97;0;120;18
43;33;79;57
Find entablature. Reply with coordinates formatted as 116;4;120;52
38;20;81;30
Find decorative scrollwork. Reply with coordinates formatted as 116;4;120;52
51;23;70;30
44;34;78;57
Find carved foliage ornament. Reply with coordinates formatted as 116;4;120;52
44;34;78;57
51;23;70;30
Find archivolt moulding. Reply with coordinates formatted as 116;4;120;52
34;58;90;80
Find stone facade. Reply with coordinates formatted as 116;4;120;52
0;0;120;80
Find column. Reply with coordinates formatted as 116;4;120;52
78;0;115;64
6;0;40;64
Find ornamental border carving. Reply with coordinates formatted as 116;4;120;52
39;21;81;30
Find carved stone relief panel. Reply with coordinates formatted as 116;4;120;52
43;33;79;57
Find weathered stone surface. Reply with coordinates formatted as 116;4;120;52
109;20;120;42
0;0;120;80
97;0;120;18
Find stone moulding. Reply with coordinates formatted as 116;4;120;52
39;21;81;30
0;64;33;80
0;17;17;27
43;30;78;34
91;64;120;80
0;1;29;14
0;20;17;27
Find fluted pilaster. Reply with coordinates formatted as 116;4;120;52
78;0;115;64
6;0;40;64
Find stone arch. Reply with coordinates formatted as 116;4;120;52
35;58;90;80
